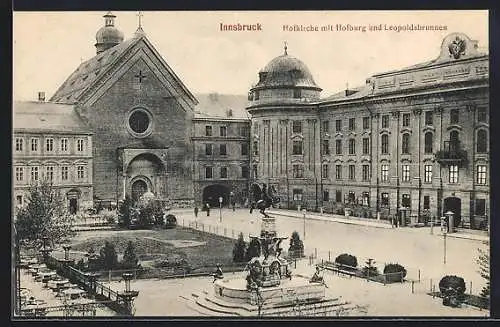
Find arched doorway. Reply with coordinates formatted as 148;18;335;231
131;179;148;202
443;197;462;227
126;153;166;201
203;184;230;207
67;189;81;214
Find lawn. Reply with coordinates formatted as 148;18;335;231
69;227;238;272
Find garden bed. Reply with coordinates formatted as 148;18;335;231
428;291;489;310
69;227;237;277
320;261;405;285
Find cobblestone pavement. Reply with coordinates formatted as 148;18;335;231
101;259;487;317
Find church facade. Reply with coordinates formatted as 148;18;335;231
50;13;197;206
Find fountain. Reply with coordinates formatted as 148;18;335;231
192;210;338;316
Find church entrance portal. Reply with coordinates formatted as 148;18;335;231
125;153;166;201
131;179;148;202
203;184;230;207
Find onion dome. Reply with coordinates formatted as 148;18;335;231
95;12;124;54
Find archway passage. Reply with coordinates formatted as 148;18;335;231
443;197;462;227
132;179;148;202
203;184;230;207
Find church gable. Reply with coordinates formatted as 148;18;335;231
51;35;198;113
80;36;198;112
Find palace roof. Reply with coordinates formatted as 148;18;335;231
13;101;91;134
194;93;250;120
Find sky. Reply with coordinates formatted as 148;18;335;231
13;10;488;101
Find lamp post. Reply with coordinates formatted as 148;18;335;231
445;210;454;233
443;211;453;265
430;215;434;235
229;191;235;212
302;208;307;240
219;196;223;223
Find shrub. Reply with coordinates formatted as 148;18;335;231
165;214;177;229
98;241;119;271
121;241;140;269
383;263;407;282
118;196;134;227
100;209;118;224
439;275;466;297
233;233;247;263
245;237;261;261
362;258;379;277
288;231;304;259
334;253;358;269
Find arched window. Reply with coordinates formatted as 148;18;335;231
401;133;410;154
449;131;460;152
381;134;389;154
477;129;488;153
424;132;433;154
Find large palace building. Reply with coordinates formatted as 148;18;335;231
248;33;489;230
12;13;489;231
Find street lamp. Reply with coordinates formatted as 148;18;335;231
219;196;223;223
302;208;307;240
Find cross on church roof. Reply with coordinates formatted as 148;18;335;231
135;11;145;35
284;41;288;55
135;70;147;83
137;11;143;28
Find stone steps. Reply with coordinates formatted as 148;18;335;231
190;291;358;317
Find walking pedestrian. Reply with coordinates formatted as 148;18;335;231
194;206;198;217
249;202;254;214
206;203;210;217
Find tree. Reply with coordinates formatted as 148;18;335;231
233;232;247;263
288;231;304;259
15;180;74;247
477;242;490;300
99;241;119;270
152;201;165;226
118;196;134;227
245;237;261;261
121;241;140;269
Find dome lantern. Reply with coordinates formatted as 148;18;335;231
95;11;124;54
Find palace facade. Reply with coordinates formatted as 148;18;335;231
248;33;489;230
12;98;94;213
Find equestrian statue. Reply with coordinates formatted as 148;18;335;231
251;183;280;218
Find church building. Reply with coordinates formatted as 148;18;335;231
50;12;197;206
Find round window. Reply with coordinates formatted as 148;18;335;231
127;108;153;138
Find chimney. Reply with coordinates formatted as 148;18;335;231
38;91;45;102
